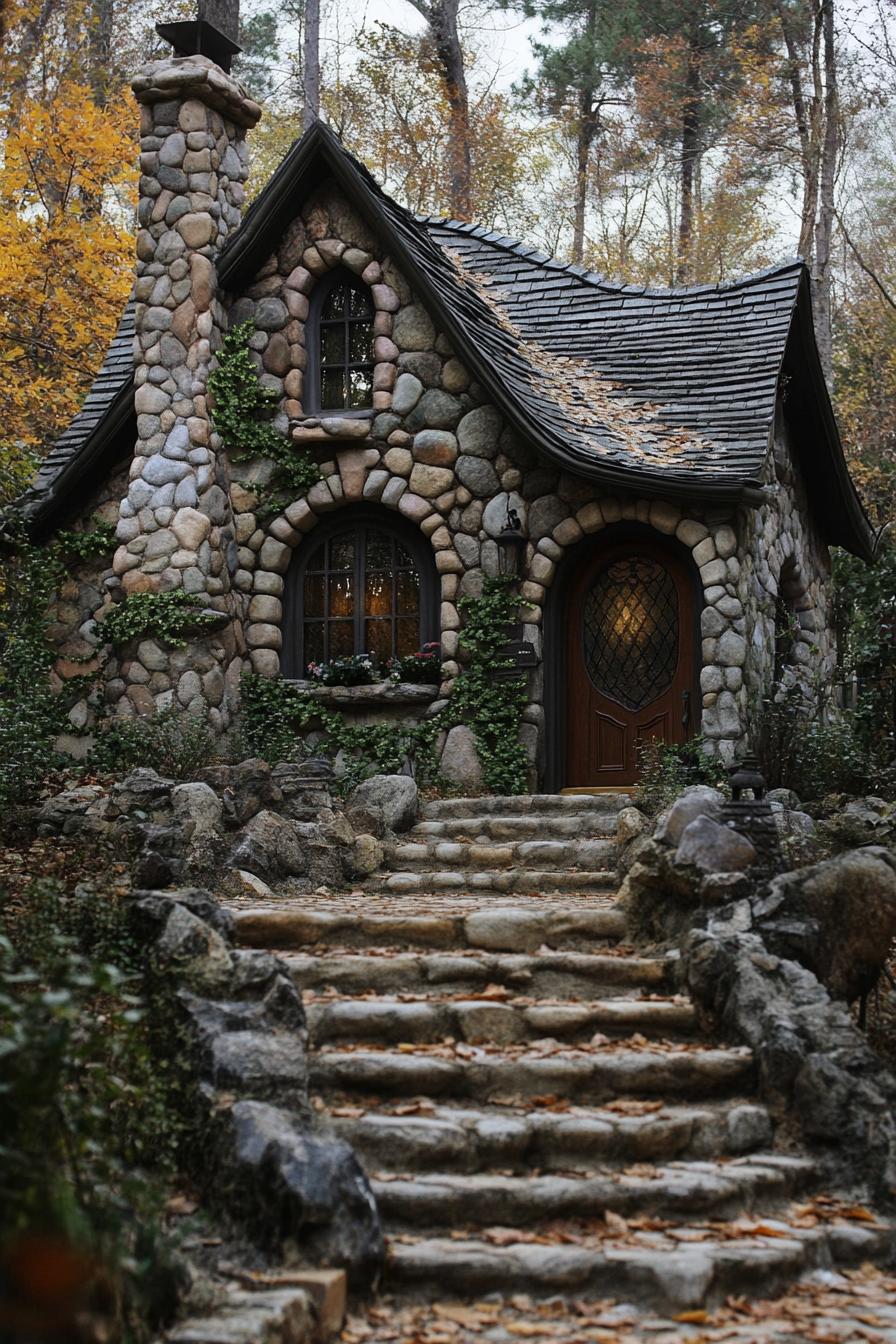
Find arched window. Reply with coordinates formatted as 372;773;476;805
308;270;375;412
282;510;438;677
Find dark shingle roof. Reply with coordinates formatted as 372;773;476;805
26;122;875;558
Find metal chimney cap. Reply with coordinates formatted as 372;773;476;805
155;19;242;73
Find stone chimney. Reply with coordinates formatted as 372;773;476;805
109;42;261;723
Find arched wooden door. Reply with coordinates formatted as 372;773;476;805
564;539;697;788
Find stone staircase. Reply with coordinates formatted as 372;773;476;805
232;792;892;1317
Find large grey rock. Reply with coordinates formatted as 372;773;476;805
151;902;234;991
347;774;419;833
223;1101;384;1286
675;816;756;874
209;1031;308;1108
439;725;483;790
753;846;896;1001
108;768;175;818
229;810;306;880
131;887;235;942
198;758;283;827
171;782;223;837
655;786;725;846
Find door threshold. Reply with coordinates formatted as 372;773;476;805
560;786;637;796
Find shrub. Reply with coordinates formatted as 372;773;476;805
634;736;729;815
0;880;184;1341
755;686;896;800
89;708;220;781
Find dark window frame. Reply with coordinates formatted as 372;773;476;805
304;267;375;417
281;507;440;678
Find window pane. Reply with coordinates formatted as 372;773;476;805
348;367;373;408
395;542;413;568
305;539;326;572
396;618;420;657
322;286;346;321
396;570;420;614
365;572;392;617
329;621;354;656
329;537;354;571
321;368;345;408
348;321;372;364
347;288;372;319
304;622;325;667
321;325;344;366
329;573;354;617
366;620;392;660
366;531;392;569
303;573;324;616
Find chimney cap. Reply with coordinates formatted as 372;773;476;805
155;19;241;73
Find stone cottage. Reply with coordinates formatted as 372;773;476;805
23;25;876;789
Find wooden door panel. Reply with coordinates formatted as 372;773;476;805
565;540;695;788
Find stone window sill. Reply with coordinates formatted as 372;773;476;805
286;680;439;707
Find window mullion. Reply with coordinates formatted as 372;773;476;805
355;527;364;655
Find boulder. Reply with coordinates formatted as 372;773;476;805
199;759;283;827
222;1101;384;1287
348;834;384;877
347;774;419;833
171;781;223;837
752;846;896;1001
229;810;307;881
822;797;896;850
767;788;801;810
131;887;235;942
151;902;234;991
36;785;107;832
439;725;483;791
108;768;175;819
675;816;757;874
655;786;726;846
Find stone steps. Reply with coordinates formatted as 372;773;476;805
326;1099;775;1172
284;949;671;997
371;1154;818;1230
385;1221;891;1313
384;838;619;872
366;868;620;895
413;812;622;840
421;794;630;819
307;994;697;1047
234;905;627;953
227;788;895;1319
309;1044;755;1104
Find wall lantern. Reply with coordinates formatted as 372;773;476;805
496;506;527;580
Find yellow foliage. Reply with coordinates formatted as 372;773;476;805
0;80;136;455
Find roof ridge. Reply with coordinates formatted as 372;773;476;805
418;214;806;298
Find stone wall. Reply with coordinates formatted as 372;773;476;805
107;55;262;728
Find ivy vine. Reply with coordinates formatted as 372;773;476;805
208;322;319;494
240;672;441;795
99;591;220;650
453;576;528;795
241;576;529;797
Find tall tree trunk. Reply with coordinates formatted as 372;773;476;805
812;0;837;382
775;0;820;262
676;34;702;284
88;0;114;107
302;0;320;129
572;86;598;264
407;0;472;219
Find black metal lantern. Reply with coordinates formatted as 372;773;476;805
496;506;527;579
719;754;783;876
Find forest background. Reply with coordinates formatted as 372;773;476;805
1;0;895;580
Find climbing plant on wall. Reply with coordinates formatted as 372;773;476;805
208;323;319;494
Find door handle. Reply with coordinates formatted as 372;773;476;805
682;690;691;731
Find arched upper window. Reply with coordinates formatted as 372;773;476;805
282;510;438;677
308;270;375;413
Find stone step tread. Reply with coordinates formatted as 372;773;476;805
412;814;622;839
384;1221;891;1311
323;1099;774;1171
234;905;627;954
307;995;697;1046
369;869;619;894
370;1155;818;1226
385;839;619;868
421;794;631;818
309;1045;754;1103
284;950;671;997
